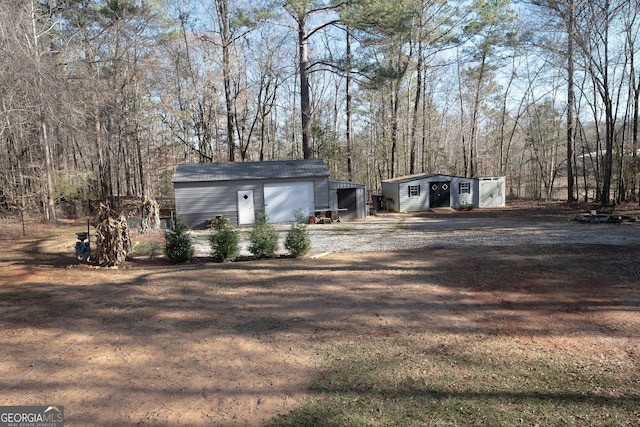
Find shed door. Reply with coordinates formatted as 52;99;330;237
264;182;314;223
237;190;255;225
429;181;451;208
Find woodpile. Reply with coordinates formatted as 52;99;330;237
140;196;160;234
95;203;131;266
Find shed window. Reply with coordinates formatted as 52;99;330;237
408;185;420;197
459;182;471;194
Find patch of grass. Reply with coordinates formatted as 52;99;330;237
130;241;164;258
330;226;356;235
267;333;640;426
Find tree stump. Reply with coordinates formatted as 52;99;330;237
140;196;160;234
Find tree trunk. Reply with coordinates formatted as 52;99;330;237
456;50;469;177
410;37;423;175
390;80;400;178
298;14;313;159
601;0;614;203
625;5;640;202
469;55;487;178
633;71;640;203
30;0;56;221
345;26;353;181
566;0;576;201
216;0;236;162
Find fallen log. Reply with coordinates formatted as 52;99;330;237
574;213;624;223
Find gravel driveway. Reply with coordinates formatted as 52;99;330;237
190;211;640;257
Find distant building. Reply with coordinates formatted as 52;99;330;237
381;174;505;213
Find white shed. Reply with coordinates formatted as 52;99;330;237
381;174;505;213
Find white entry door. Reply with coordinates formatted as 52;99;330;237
237;190;255;225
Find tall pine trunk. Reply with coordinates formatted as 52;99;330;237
30;0;56;221
216;0;236;162
298;14;312;159
566;0;576;201
345;27;353;181
410;37;423;175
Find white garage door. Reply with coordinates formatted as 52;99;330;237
264;182;314;223
479;179;504;208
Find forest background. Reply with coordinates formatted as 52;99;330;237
1;0;639;221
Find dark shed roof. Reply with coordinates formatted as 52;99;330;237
172;159;329;183
329;180;366;189
382;173;438;184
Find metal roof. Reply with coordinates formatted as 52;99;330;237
172;159;330;183
382;173;504;184
329;180;366;189
382;173;439;183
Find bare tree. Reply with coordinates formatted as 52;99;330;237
284;0;343;160
573;0;627;203
215;0;236;161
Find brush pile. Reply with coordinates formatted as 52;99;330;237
95;203;131;266
140;196;160;234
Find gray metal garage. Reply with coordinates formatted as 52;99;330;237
172;160;331;228
381;174;505;213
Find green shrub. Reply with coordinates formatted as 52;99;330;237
208;218;240;262
248;212;279;259
165;216;194;263
285;221;311;257
457;203;476;211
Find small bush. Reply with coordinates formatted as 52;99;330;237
457;203;476;211
285;221;311;257
249;212;279;259
208;218;240;262
165;216;194;263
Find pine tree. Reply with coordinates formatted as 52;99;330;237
208;218;240;262
284;221;311;257
248;212;279;259
165;215;194;263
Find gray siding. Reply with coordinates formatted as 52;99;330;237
381;181;400;211
174;177;329;228
399;180;429;212
353;187;367;219
451;177;474;208
174;180;256;228
313;178;330;210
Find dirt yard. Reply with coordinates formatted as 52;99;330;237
1;201;639;425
